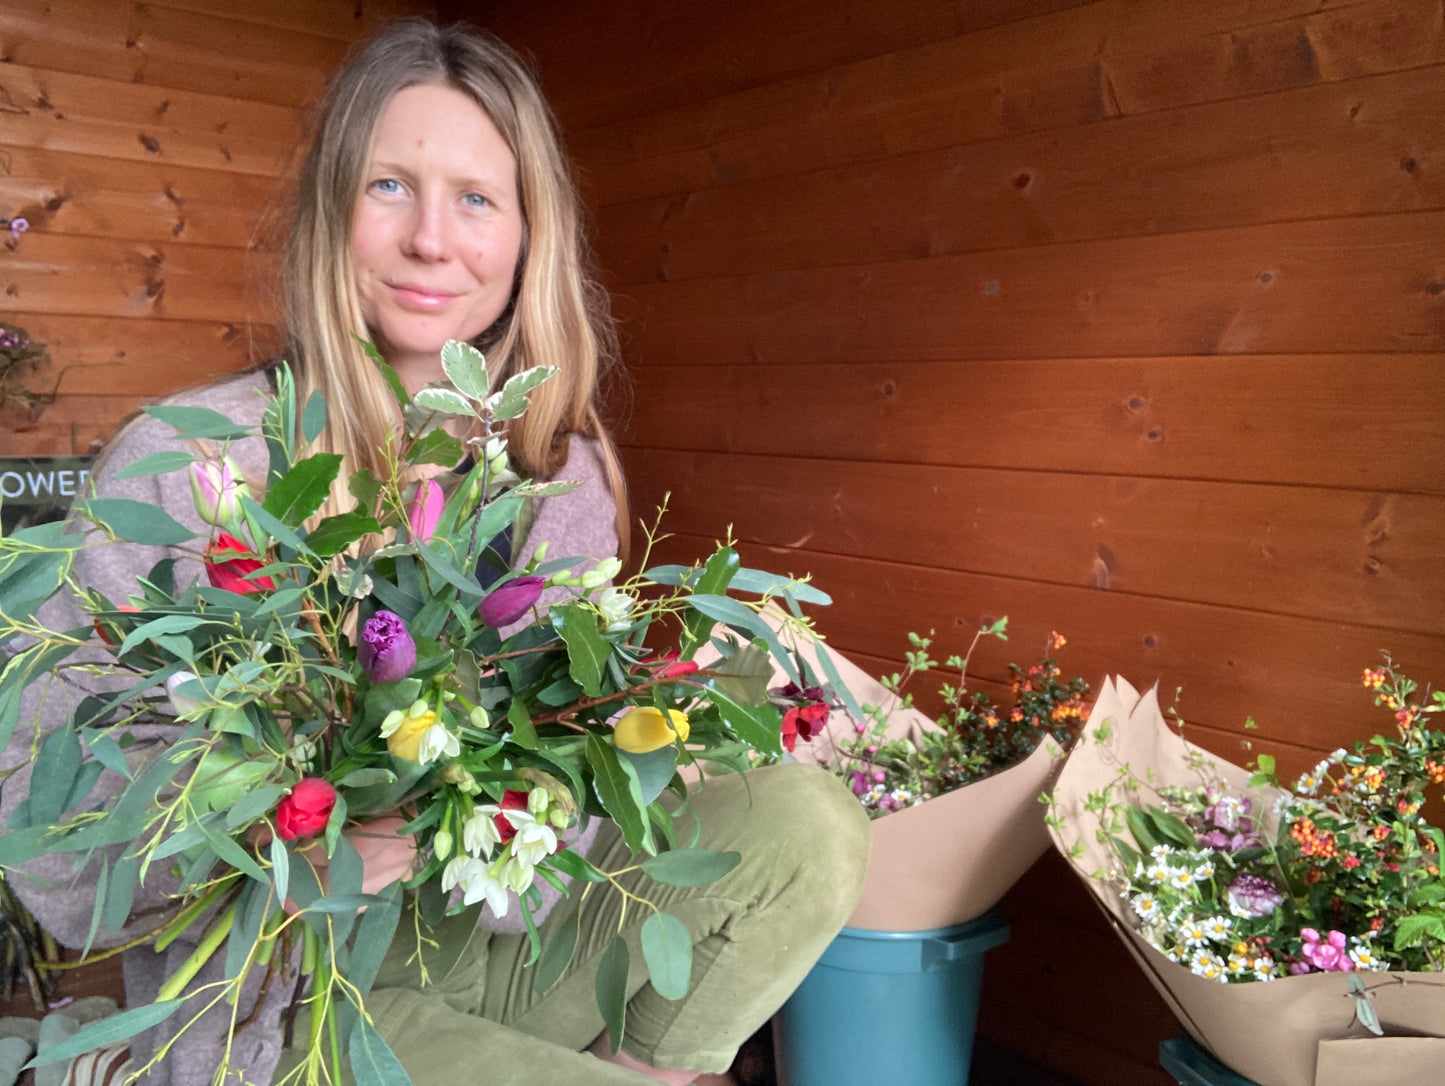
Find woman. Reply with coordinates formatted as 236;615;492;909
2;20;869;1085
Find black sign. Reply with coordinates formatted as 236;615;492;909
0;456;94;533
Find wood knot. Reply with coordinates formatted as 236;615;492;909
1142;633;1159;651
1013;171;1034;190
1400;156;1419;175
981;280;1001;297
1126;396;1146;412
881;380;897;398
1426;281;1444;297
1257;270;1276;285
1144;427;1164;442
138;133;161;154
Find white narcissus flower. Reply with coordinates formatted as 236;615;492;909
417;721;461;765
596;586;635;632
510;819;558;868
463;808;503;858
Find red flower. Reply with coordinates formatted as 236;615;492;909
632;651;701;679
276;778;337;841
93;603;140;646
493;788;530;844
204;532;275;594
781;701;830;753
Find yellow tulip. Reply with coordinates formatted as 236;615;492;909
613;707;690;754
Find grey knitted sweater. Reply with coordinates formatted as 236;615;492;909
0;371;618;1084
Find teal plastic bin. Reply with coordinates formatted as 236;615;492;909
1159;1035;1261;1086
774;913;1010;1085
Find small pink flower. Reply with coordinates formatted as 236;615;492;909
7;218;27;240
1300;928;1353;972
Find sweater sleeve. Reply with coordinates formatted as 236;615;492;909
0;379;270;949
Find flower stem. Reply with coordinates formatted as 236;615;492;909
156;899;238;1002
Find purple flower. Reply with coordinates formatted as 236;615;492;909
478;575;546;628
1198;828;1261;852
188;455;247;529
8;218;27;240
1204;789;1252;833
358;610;416;683
1226;873;1283;918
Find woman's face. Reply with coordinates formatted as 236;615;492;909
352;83;525;387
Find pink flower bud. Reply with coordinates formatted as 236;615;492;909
189;456;247;529
407;478;444;543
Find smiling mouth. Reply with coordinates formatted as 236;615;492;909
388;283;460;308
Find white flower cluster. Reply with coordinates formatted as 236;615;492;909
440;786;569;918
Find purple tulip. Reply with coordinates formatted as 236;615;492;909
358;610;416;683
479;575;546;628
407;479;444;543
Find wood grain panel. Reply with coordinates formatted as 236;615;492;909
619;355;1445;492
571;0;1441;207
471;0;1093;130
0;146;281;248
595;66;1445;283
3;312;272;394
147;0;431;40
642;533;1445;756
0;61;296;175
0;1;346;110
614;212;1445;362
1;235;280;323
625;450;1444;632
2;394;145;457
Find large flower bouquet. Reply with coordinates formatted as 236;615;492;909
782;622;1089;930
1047;666;1445;1086
0;342;830;1084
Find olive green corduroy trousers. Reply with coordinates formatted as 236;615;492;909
360;763;870;1084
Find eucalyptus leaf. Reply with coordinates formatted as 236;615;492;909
306;510;382;559
79;499;194;546
224;785;288;831
679;548;739;655
144;404;251;442
113;450;197;479
616;745;678;806
348;881;402;998
301;390;327;444
349;1013;413;1086
595;935;630;1055
640;849;741;888
533;901;580;993
26;1000;183;1068
640;911;692;1000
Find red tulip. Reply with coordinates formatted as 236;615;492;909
276;778;337;841
204;532;275;594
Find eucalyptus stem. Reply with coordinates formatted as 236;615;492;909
156;899;238;1003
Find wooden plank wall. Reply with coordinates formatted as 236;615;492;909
0;0;435;457
455;0;1445;1081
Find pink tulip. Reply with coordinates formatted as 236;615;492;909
407;479;445;543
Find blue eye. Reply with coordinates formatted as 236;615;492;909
371;178;403;194
463;193;490;208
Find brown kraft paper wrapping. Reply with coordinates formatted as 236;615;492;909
1048;677;1445;1086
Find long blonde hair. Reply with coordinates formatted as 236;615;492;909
283;20;627;547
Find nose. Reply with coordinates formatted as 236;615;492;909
403;196;451;262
